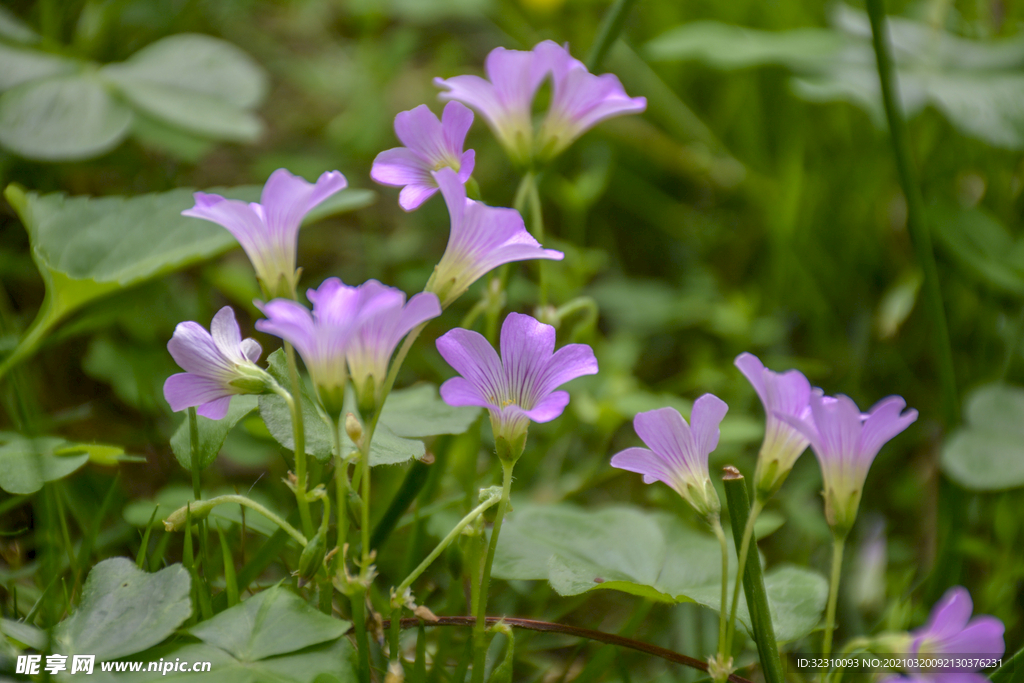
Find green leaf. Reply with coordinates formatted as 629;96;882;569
0;617;46;650
941;384;1024;491
0;437;90;494
258;349;426;466
123;484;284;537
379;384;480;438
100;34;266;143
101;34;267;109
189;586;350;661
493;503;827;642
86;638;355;683
170;396;259;471
0;183;260;378
0;75;133;160
930;203;1024;297
54;558;191;660
650;6;1024;149
646;22;843;69
0;44;76;90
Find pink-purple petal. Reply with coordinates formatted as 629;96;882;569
240;338;262;363
610;447;674;486
399;184;439;211
860;396;917;460
168;321;230;377
163;373;231;412
436;327;504;402
442;100;474;151
197;395;232;420
210;306;243;359
395;104;449;161
439;376;498;411
689;393;729;457
371;148;434;187
938;617;1005;656
521;391;570;423
539;343;599;397
633;407;689;471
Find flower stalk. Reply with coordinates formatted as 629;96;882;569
709;514;730;678
821;534;846;671
722;469;783;683
164;494;307;546
278;347;313;538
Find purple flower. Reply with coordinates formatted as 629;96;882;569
436;312;598;455
533;41;647;162
182;169;348;298
163;307;268;420
345;281;442;406
435;46;549;165
425;168;563;307
780;390;917;536
371;102;476;211
435;41;645;165
879;588;1004;683
911;587;1004;659
256;278;394;417
610;395;729;520
734;352;812;500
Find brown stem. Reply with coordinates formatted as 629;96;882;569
379;615;754;683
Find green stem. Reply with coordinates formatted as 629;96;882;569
586;0;639;72
821;535;846;670
332;418;350;556
722;471;783;683
165;494;308;546
470;460;514;683
283;342;314;538
709;515;729;660
396;488;502;595
866;0;958;427
726;498;764;653
352;588;370;683
188;408;211;587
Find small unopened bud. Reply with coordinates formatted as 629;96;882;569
345;412;364;446
164;500;215;531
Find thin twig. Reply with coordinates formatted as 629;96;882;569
379;615;755;683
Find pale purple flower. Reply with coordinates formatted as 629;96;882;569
435;41;645;164
435;46;549;165
879;588;1004;683
735;352;812;500
780;390;917;536
182;169;348;298
371;102;476;211
533;41;647;162
436;312;597;452
346;281;441;405
911;587;1004;659
164;307;268;420
611;395;729;520
425;167;563;307
255;278;394;417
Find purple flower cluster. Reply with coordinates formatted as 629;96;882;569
609;352;917;535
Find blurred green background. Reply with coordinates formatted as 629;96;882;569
0;0;1022;677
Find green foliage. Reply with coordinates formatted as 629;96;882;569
54;558;192;660
0;437;90;494
493;503;827;642
258;348;477;466
170;396;259;472
941;384;1024;491
0;33;266;160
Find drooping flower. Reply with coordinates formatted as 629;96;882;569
434;46;548;165
164;307;269;420
182;169;348;298
610;396;729;520
425;167;562;307
780;390;917;537
256;278;395;417
734;352;812;500
345;281;441;409
436;312;597;459
371;102;476;211
532;41;647;162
